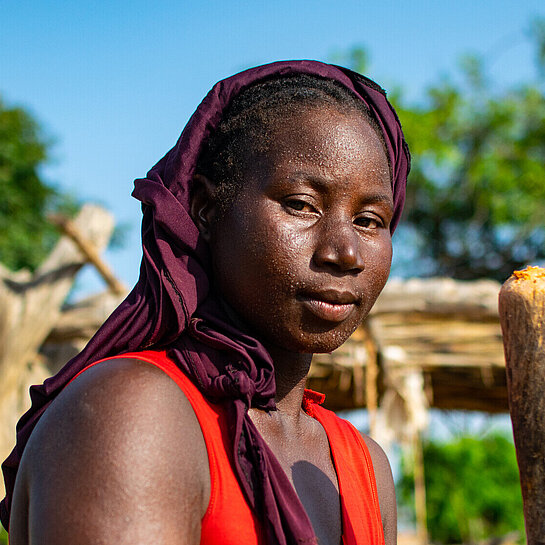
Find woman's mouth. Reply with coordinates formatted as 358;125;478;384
298;290;357;322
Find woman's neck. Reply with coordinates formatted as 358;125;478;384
265;344;313;419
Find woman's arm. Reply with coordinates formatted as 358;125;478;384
10;358;210;545
361;435;397;545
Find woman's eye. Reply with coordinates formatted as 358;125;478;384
354;215;383;229
284;199;316;213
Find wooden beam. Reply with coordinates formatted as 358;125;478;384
49;214;126;296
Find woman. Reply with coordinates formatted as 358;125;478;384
2;60;410;545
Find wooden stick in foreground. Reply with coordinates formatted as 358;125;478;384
499;266;545;545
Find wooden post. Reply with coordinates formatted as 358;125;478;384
498;266;545;545
413;432;428;545
364;338;378;438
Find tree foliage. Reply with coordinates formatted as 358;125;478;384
399;434;524;543
342;21;545;281
0;97;75;272
397;61;545;281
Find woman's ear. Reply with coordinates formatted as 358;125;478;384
190;174;217;242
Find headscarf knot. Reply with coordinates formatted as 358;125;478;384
209;365;257;403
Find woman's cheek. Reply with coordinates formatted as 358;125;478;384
365;237;392;299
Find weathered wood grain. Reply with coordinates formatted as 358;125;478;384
499;266;545;545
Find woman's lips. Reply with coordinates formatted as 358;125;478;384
299;294;356;322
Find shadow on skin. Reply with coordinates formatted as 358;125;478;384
291;460;350;541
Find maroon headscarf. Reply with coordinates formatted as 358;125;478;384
1;61;410;543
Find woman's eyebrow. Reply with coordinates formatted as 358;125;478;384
361;194;394;209
285;174;394;207
283;173;343;190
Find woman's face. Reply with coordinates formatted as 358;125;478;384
207;104;393;354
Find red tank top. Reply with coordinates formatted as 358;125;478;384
73;351;384;545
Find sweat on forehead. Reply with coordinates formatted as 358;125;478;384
195;73;391;211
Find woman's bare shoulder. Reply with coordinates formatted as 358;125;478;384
360;433;397;545
12;357;209;545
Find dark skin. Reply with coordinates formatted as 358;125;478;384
10;104;397;545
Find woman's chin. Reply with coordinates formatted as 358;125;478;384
265;323;360;356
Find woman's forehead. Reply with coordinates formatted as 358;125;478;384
242;106;392;199
260;105;389;169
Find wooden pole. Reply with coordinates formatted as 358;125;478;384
413;432;429;545
498;266;545;545
364;341;378;438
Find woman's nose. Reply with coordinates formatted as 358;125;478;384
312;221;365;273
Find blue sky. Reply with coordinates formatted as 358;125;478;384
2;1;544;290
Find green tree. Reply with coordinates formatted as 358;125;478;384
0;96;76;272
399;434;524;543
341;21;545;281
